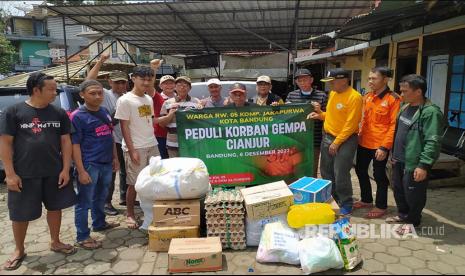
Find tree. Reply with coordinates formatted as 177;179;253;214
0;11;16;74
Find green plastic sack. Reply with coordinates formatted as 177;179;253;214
287;203;335;229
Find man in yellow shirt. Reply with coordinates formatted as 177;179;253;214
308;68;363;215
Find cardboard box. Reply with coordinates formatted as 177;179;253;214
329;197;340;215
168;237;223;273
148;225;200;252
240;181;294;220
289;177;332;204
153;200;200;227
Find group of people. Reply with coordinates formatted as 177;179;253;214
0;52;445;270
306;67;444;236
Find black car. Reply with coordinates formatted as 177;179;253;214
0;84;82;182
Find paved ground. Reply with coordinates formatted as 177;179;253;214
0;171;465;275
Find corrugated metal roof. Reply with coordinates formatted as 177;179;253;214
0;61;115;87
45;0;372;55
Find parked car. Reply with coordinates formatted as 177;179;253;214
190;81;258;102
0;84;81;183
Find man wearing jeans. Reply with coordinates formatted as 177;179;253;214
86;53;128;214
71;80;120;249
308;68;363;215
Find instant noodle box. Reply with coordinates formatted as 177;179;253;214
289;177;332;204
168;237;223;273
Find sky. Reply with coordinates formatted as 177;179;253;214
1;1;44;16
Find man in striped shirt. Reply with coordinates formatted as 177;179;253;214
287;69;328;176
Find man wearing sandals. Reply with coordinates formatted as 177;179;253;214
115;66;160;229
386;74;444;235
354;67;400;219
0;73;77;270
71;80;121;249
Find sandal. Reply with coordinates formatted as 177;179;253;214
50;243;77;256
75;238;102;250
3;254;27;271
353;201;374;209
365;208;387;219
126;217;140;229
93;221;121;232
386;215;406;224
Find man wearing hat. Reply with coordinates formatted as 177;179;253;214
252;76;283;106
227;83;256;107
287;69;328;177
308;68;363;215
159;76;201;158
153;75;176;159
86;53;128;216
201;78;225;108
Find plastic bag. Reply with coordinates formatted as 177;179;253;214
287;203;335;229
135;156;210;200
299;236;344;275
333;218;362;270
256;221;300;265
139;197;154;230
246;214;287;247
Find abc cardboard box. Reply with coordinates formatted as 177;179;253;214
148;225;199;252
240;181;294;220
153;200;200;227
168;237;223;273
289;177;332;204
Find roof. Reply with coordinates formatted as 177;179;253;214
337;0;464;39
44;1;372;55
0;60;116;87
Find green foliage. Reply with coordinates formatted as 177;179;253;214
0;17;16;74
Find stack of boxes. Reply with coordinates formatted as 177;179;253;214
205;189;246;250
148;200;201;252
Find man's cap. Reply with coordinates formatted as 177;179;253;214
256;75;272;84
159;75;175;85
109;70;128;82
229;83;247;94
321;68;351;82
294;68;312;79
207;78;221;86
175;76;192;85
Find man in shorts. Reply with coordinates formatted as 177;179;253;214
115;66;160;229
0;72;77;271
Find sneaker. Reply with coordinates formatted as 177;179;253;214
340;206;353;216
104;205;118;216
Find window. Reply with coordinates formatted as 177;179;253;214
111;43;118;58
448;55;465;129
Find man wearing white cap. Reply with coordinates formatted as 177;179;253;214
153;75;176;159
252;75;283;106
201;78;224;108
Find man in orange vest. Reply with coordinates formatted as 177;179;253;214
355;67;401;219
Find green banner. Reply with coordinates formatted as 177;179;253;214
176;104;314;187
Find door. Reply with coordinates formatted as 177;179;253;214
426;55;449;112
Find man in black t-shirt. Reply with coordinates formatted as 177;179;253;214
0;73;77;271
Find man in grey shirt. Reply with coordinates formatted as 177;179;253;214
201;78;225;108
86;53;128;216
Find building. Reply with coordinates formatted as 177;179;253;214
5;15;53;72
296;0;465;129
